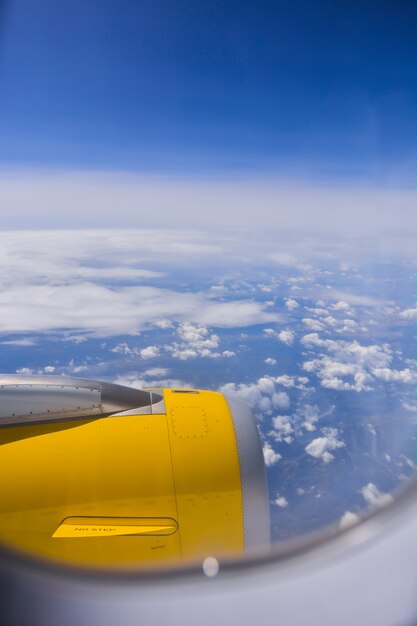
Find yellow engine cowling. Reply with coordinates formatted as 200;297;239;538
0;377;269;572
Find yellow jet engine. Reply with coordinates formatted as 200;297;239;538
0;375;269;572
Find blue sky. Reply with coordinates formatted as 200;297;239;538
0;0;416;183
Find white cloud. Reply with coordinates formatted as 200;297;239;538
274;374;295;387
300;404;321;432
139;346;160;359
1;170;416;240
114;373;193;390
273;374;309;390
142;367;169;378
112;342;136;355
220;375;290;417
323;290;384;307
307;307;329;316
302;318;325;331
322;315;338;327
301;334;397;392
262;443;282;467
305;427;345;463
339;319;358;332
167;347;198;360
271;415;294;443
0;280;278;338
361;483;393;508
332;301;351;311
401;399;417;412
303;307;358;334
1;338;37;346
373;367;417;384
269;252;313;272
153;319;174;329
270;403;331;444
273;496;288;508
265;357;277;365
177;323;219;349
165;322;235;360
272;392;290;410
67;359;89;374
339;511;360;529
0;230;280;339
399;305;417;320
277;329;295;346
285;298;299;311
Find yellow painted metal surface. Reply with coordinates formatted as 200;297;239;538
0;390;244;570
164;390;244;561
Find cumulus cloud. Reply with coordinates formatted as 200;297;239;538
300;404;321;432
153;319;174;329
142;367;169;378
114;373;193;390
177;323;219;349
165;322;235;360
399;305;417;320
272;392;290;409
113;342;160;359
373;367;417;384
301;334;401;392
338;319;358;333
262;443;282;467
305;427;345;463
285;298;299;311
339;511;360;529
167;347;198;360
270;404;332;445
401;399;417;412
273;496;288;508
305;303;359;334
265;357;277;365
271;415;294;443
302;318;325;331
332;301;351;311
139;346;160;359
277;329;295;345
274;374;295;388
220;376;290;418
274;374;309;389
263;327;295;344
361;483;393;508
305;307;329;317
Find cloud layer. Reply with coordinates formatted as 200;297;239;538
1;170;416;238
0;231;279;337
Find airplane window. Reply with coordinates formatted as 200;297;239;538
0;1;416;625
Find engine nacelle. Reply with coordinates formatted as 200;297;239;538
0;376;269;571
